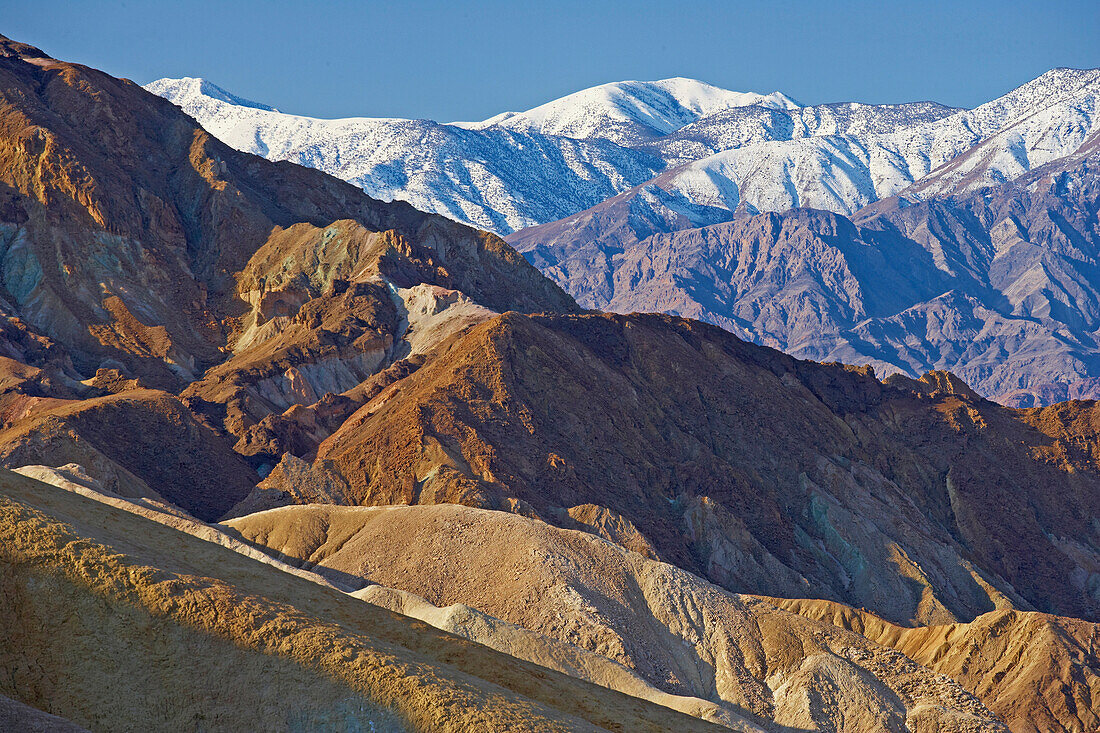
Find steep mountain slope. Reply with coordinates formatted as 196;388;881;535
656;67;1100;215
151;69;1096;237
509;138;1100;404
0;34;575;498
264;310;1100;627
0;37;569;374
0;388;256;519
642;100;959;166
225;502;1007;733
0;467;723;732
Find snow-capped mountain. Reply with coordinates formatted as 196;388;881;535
641;99;960;165
149;69;1100;239
511;142;1100;406
497;69;1100;407
458;77;801;145
662;68;1100;214
152;77;278;112
147;75;949;234
146;77;665;233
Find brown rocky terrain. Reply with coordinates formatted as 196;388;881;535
294;311;1099;626
0;388;256;519
771;598;1100;733
0;33;572;482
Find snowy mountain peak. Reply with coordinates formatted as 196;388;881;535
146;67;1100;236
145;77;277;113
466;77;802;145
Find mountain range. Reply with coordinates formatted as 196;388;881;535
150;68;1100;405
1;33;1098;733
148;68;1099;233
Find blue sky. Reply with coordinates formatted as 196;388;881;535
6;0;1098;120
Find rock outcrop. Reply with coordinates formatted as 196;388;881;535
771;598;1100;733
0;33;574;507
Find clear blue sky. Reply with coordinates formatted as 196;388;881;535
6;0;1099;121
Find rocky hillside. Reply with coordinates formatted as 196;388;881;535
0;468;718;732
0;33;573;515
256;311;1100;628
150;62;1100;405
224;502;1008;733
510;138;1100;405
0;34;571;375
772;598;1100;733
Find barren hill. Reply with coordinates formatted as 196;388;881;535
0;33;573;513
0;468;723;732
224;502;1008;732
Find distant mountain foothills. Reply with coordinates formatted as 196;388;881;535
152;67;1100;405
512;143;1100;405
1;33;1099;733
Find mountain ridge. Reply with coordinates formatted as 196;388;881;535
149;67;1098;237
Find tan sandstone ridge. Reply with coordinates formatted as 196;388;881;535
15;459;1094;733
770;598;1100;733
9;463;766;730
0;467;729;733
223;502;1007;733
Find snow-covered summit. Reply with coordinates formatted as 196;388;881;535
146;76;665;234
660;66;1100;215
146;68;1100;234
461;77;801;145
145;77;277;113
